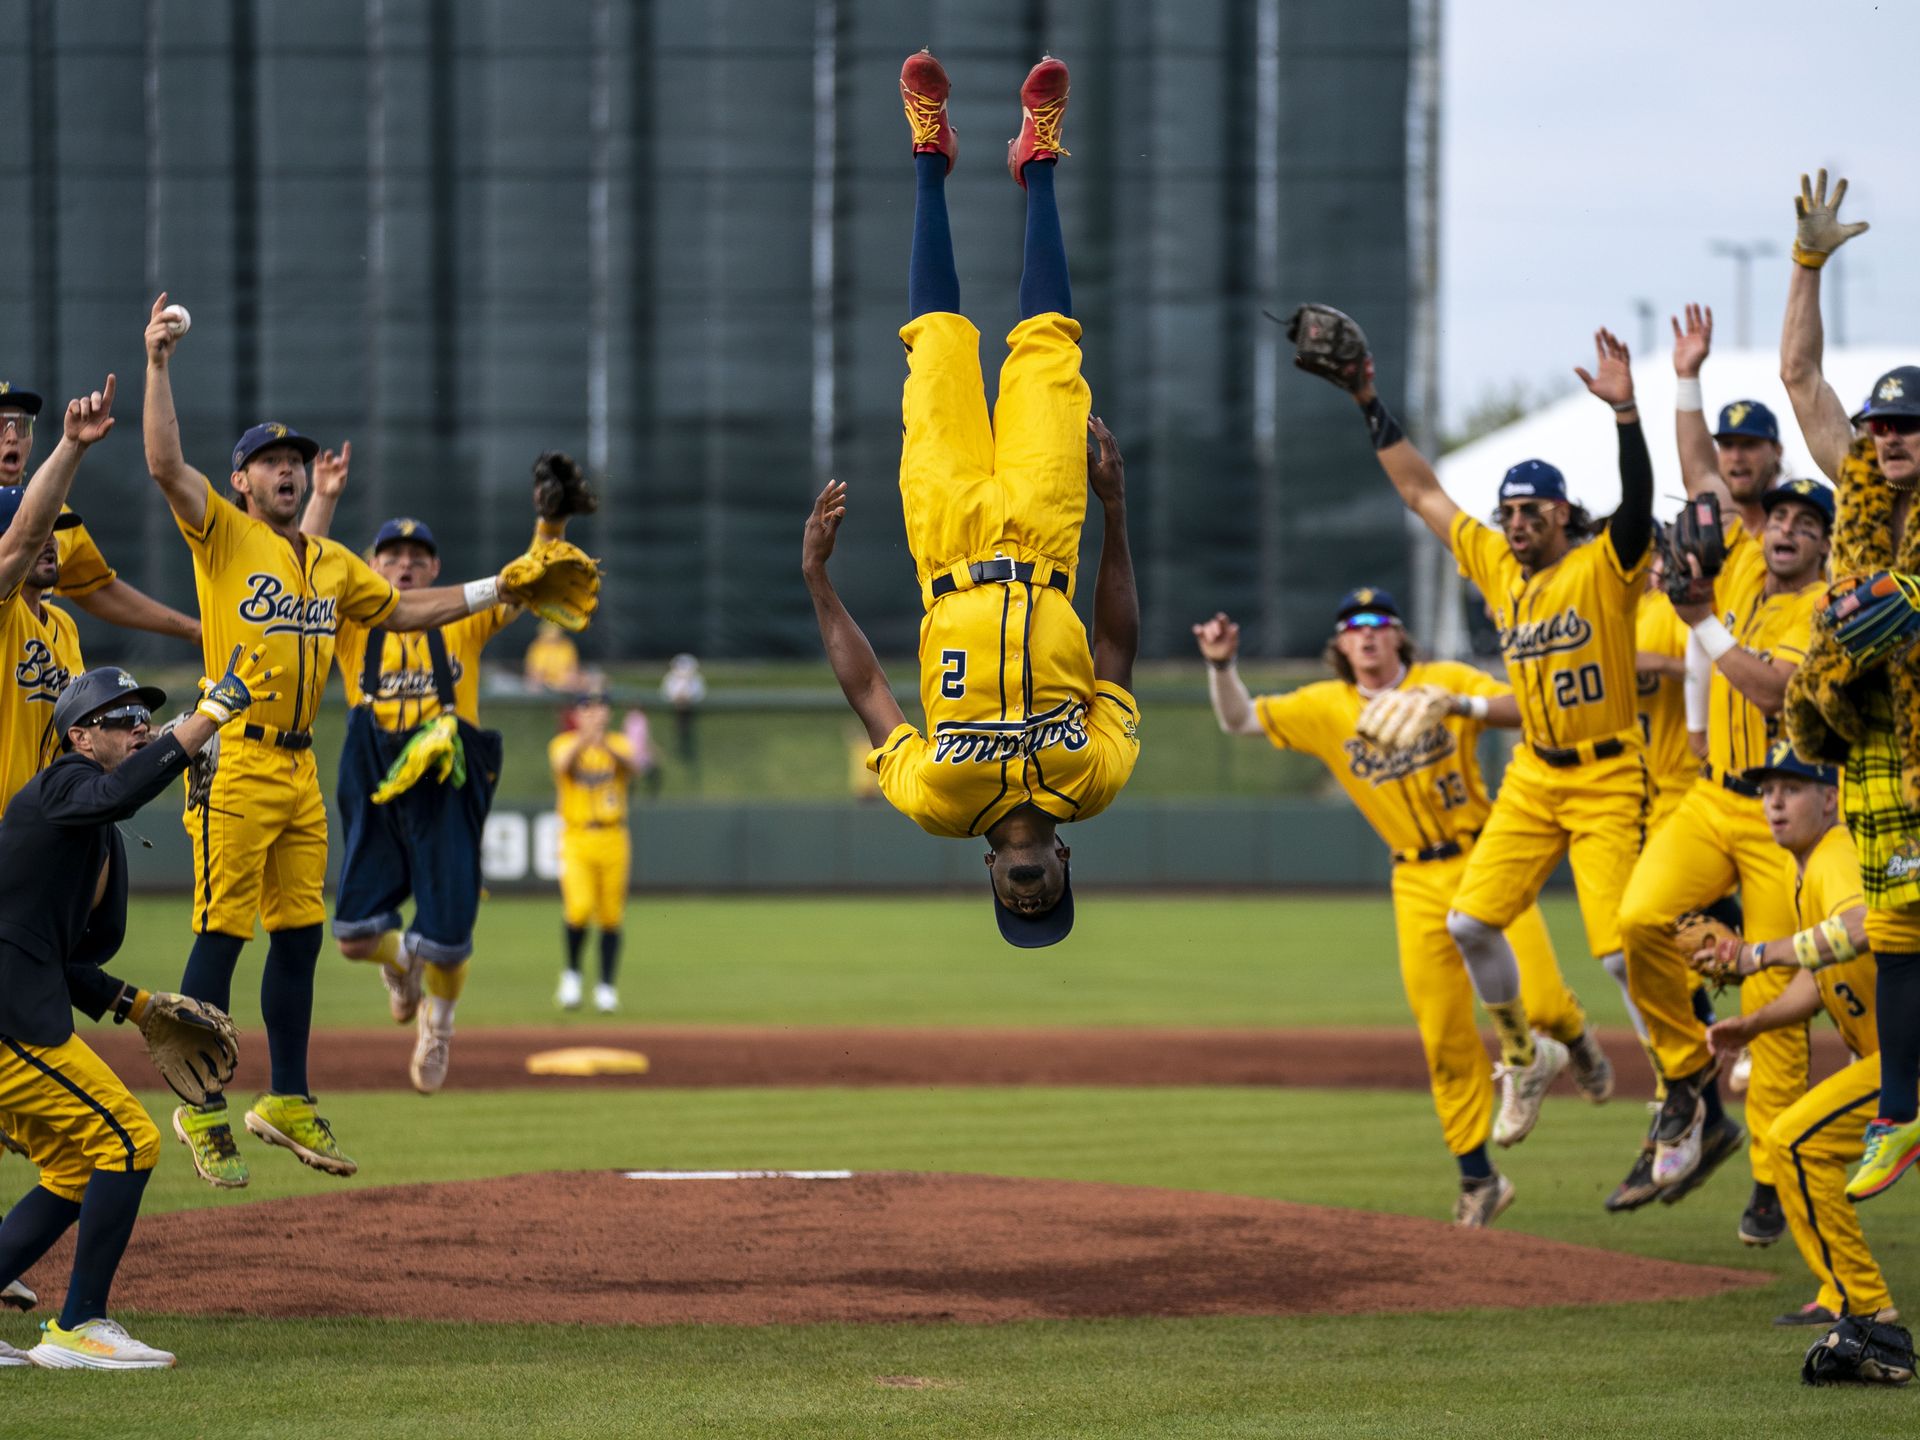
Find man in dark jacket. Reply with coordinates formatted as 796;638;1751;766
0;650;270;1369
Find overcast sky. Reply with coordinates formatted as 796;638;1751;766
1440;0;1920;430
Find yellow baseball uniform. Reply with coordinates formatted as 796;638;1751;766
51;513;114;600
523;627;580;691
335;608;514;731
1767;825;1889;1317
1619;529;1821;1158
550;733;635;930
1635;600;1695;829
0;1032;159;1202
1445;513;1650;965
1255;662;1586;1156
174;479;398;935
0;586;81;815
868;310;1140;837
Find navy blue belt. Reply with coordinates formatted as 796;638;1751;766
1702;763;1759;799
241;724;313;751
931;558;1068;599
1532;737;1623;768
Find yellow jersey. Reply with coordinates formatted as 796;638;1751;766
174;479;398;736
0;588;81;813
549;733;636;829
1797;823;1875;1057
1449;514;1646;750
52;513;114;599
1255;661;1508;859
1704;527;1821;784
524;629;580;690
1634;600;1695;801
337;607;515;732
868;585;1141;839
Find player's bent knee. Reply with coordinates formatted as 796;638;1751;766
126;1110;162;1171
1445;909;1497;952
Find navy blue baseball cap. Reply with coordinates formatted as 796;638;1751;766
1334;586;1402;626
0;486;81;537
1497;460;1568;504
372;516;438;555
1741;739;1838;790
1714;400;1779;442
1759;476;1836;531
0;382;43;416
993;862;1075;949
232;422;319;471
1852;366;1920;425
52;666;167;749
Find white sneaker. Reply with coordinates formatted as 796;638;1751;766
1;1279;35;1311
1492;1035;1569;1148
593;982;618;1014
1452;1172;1515;1228
1729;1047;1752;1096
0;1339;29;1367
28;1317;176;1369
556;969;583;1010
409;1004;453;1095
381;939;425;1025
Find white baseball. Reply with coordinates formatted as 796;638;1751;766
160;303;191;337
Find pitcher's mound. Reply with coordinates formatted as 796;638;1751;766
77;1171;1763;1326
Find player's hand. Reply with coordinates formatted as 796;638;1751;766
1691;932;1750;983
1191;611;1241;666
196;645;282;727
312;442;352;500
801;479;847;579
1705;1016;1749;1061
62;374;116;448
1794;168;1868;269
145;293;184;366
1574;328;1634;410
1670;303;1712;379
1666;552;1714;625
1087;416;1125;508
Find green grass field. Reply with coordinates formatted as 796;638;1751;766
16;894;1920;1436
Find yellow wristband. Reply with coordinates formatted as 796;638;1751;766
1792;928;1823;969
1819;916;1858;963
1792;242;1830;270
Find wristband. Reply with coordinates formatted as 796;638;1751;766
1610;399;1638;414
1792;927;1823;969
111;985;149;1026
1792;241;1829;271
1752;942;1766;971
1674;377;1704;412
1360;395;1404;452
463;577;500;614
1451;694;1489;720
1819;916;1858;963
1691;616;1737;661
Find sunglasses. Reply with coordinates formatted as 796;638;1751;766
0;413;31;439
1494;500;1558;524
1866;415;1920;437
84;704;151;732
1338;612;1398;632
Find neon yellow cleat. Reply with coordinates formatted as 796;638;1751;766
29;1318;175;1369
244;1094;358;1176
172;1103;249;1189
1847;1116;1920;1203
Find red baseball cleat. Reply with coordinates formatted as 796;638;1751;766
1007;55;1070;187
900;49;957;173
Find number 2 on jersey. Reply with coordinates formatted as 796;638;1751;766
940;649;967;700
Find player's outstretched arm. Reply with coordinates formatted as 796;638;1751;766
141;293;216;527
1193;613;1261;736
300;443;351;538
1088;417;1138;690
1705;969;1821;1059
72;580;201;646
801;479;906;747
1780;170;1867;481
1670;304;1731;507
0;376;116;600
1576;328;1653;565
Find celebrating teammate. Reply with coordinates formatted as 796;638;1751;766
141;293;598;1185
550;692;637;1012
1195;589;1610;1227
1290;307;1654;1148
801;52;1140;947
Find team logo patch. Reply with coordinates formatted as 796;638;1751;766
238;573;339;637
15;638;70;704
931;700;1091;764
1725;401;1752;429
1346;726;1456;784
1880;376;1905;404
1888;840;1920;884
1498;605;1594;661
375;655;466;702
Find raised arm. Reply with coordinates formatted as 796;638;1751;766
1087;417;1138;690
142;293;217;527
1780;170;1868;481
0;377;117;599
1192;612;1262;736
1671;304;1731;506
73;579;201;646
300;443;351;538
1573;328;1652;566
800;480;907;747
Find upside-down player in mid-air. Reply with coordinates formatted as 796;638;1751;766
1290;306;1655;1151
301;453;598;1093
141;294;601;1185
802;51;1140;947
1194;589;1610;1226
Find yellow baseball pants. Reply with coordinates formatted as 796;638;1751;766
560;827;630;930
186;737;328;935
0;1033;159;1203
1772;1053;1891;1317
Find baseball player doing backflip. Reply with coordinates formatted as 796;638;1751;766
1195;587;1610;1226
802;51;1140;947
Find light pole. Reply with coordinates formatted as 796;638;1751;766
1709;239;1777;347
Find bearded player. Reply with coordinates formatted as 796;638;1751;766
141;293;596;1185
1291;308;1654;1149
802;52;1140;947
1195;589;1611;1226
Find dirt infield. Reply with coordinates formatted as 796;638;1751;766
45;1171;1765;1326
84;1022;1858;1095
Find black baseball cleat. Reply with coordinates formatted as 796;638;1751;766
1658;1115;1745;1206
1776;1302;1839;1327
1739;1182;1786;1246
1605;1142;1662;1213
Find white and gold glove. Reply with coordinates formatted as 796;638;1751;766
1793;168;1869;269
1356;684;1452;755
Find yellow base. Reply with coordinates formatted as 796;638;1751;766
525;1046;650;1077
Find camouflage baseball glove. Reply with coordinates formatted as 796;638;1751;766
1803;1314;1915;1387
533;451;598;520
1678;909;1743;988
1822;570;1920;667
1656;493;1727;605
1356;684;1451;755
1284;303;1374;394
116;988;240;1105
157;714;217;810
501;537;602;632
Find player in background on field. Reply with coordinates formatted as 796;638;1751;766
1195;588;1611;1227
550;692;636;1013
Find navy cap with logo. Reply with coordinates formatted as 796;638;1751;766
51;666;167;750
0;382;43;417
1741;739;1838;790
1851;366;1920;426
0;486;82;537
232;422;319;471
1334;586;1402;627
1713;399;1780;443
1497;459;1568;504
1759;476;1836;531
993;863;1075;949
372;516;438;555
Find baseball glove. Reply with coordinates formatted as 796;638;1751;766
372;714;467;804
501;537;601;632
157;714;217;810
1284;303;1374;393
533;451;598;520
1356;684;1452;755
1678;909;1743;987
1822;570;1920;667
128;990;240;1105
1803;1315;1915;1387
1656;493;1726;605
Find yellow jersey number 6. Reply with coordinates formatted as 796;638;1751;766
1552;662;1604;709
940;649;967;700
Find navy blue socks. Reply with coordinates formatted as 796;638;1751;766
181;931;246;1015
1876;950;1920;1122
1456;1145;1494;1183
59;1169;151;1328
0;1186;82;1293
908;152;960;319
1018;159;1071;319
599;929;622;987
565;924;587;972
262;923;323;1096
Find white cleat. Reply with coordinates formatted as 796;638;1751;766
1;1279;35;1312
1729;1047;1752;1096
1452;1172;1515;1229
382;942;425;1025
28;1318;176;1370
1492;1035;1569;1148
1567;1029;1615;1103
409;1005;453;1095
556;969;583;1011
0;1339;29;1367
593;982;619;1015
